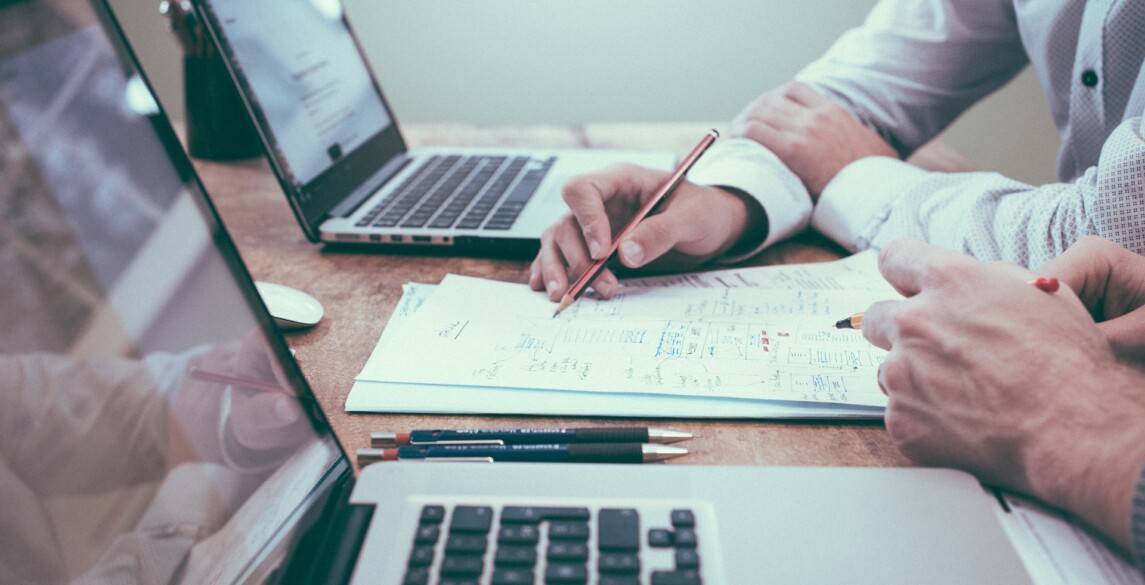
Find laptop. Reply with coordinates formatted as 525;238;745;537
0;1;1036;584
188;0;675;254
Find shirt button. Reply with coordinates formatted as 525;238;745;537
1081;69;1099;88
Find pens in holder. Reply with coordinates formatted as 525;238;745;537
552;129;720;317
834;277;1060;330
356;443;688;464
371;426;693;447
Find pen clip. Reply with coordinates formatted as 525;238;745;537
410;439;504;446
418;457;496;463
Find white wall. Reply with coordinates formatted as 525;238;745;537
110;0;1060;184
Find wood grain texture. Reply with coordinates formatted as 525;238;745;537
193;124;909;471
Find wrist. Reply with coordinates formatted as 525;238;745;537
715;186;768;259
1025;363;1145;550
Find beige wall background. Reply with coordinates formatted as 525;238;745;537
109;0;1060;184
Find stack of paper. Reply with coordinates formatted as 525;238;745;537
347;251;900;419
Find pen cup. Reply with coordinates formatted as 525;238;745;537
183;52;261;161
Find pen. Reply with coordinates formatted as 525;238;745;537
371;426;692;447
187;366;290;394
834;277;1060;330
552;129;720;317
356;443;688;464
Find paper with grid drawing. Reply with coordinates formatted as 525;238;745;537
357;251;898;407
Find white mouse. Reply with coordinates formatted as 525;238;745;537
254;281;324;331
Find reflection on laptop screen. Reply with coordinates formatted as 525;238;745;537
0;1;343;584
202;0;391;186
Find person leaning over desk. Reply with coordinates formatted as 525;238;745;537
529;0;1145;300
857;236;1145;577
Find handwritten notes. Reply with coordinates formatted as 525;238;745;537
357;252;898;407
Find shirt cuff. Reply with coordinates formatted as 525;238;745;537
686;137;812;264
1131;459;1145;574
812;156;927;252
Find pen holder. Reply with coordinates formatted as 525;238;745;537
184;52;261;161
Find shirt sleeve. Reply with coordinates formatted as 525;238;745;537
795;0;1028;157
686;137;812;263
812;116;1145;269
1133;461;1145;578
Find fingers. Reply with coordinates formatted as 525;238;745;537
1040;236;1145;321
562;165;669;260
531;218;619;300
1097;306;1145;362
859;299;900;351
875;239;978;297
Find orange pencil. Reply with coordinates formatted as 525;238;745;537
553;129;720;317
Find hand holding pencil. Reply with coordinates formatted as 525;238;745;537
531;130;764;308
549;130;719;316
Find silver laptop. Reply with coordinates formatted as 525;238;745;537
190;0;675;253
0;2;1034;583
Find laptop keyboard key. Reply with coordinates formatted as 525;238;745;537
499;523;540;545
420;505;446;524
673;528;698;548
670;509;695;527
414;524;440;544
675;548;700;570
451;505;494;533
598;552;640;574
548;521;590;541
546;541;588;562
495;545;538;566
598;508;639;551
441;555;484;577
445;534;488;555
545;563;588;584
403;567;429;585
492;567;536;585
408;545;434;566
650;570;702;585
600;578;640;585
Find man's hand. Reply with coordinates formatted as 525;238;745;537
529;164;760;301
731;81;897;198
1040;235;1145;363
860;239;1145;552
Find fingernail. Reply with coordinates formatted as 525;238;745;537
546;280;560;293
529;266;539;283
588;239;602;259
620;240;644;265
595;280;613;297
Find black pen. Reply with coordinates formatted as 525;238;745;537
371;427;693;447
356;443;688;464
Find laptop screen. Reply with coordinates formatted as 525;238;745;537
0;1;345;583
196;0;408;234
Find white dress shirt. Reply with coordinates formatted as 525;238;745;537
691;0;1145;269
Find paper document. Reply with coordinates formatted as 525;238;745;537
356;252;896;408
995;493;1144;585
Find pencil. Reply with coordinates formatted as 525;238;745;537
834;277;1060;331
552;129;720;317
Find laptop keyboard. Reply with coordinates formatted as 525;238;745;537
402;504;703;585
355;154;556;232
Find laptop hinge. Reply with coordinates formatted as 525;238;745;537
269;472;376;585
328;154;412;219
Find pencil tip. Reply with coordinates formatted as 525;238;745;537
552;295;573;318
834;318;852;329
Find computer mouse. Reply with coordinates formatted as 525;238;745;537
254;281;324;331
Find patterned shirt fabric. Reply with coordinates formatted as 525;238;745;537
696;0;1145;270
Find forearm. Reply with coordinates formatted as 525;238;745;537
795;0;1026;156
813;117;1145;268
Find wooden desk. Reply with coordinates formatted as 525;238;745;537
192;123;909;469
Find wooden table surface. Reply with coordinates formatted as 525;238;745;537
191;123;908;470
